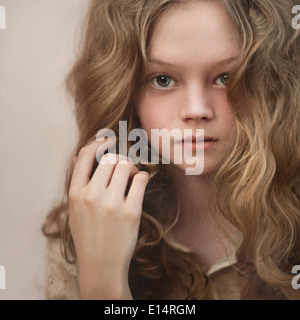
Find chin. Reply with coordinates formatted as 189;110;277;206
172;162;218;177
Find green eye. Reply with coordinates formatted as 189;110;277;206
215;73;228;87
151;75;176;88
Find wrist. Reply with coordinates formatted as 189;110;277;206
78;271;132;300
79;283;133;300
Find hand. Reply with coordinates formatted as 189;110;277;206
68;139;150;299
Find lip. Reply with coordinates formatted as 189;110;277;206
180;135;217;143
177;135;218;151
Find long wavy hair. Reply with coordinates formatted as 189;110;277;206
42;0;300;299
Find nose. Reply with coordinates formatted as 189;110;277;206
179;84;214;122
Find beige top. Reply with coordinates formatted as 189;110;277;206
45;238;80;300
44;235;243;300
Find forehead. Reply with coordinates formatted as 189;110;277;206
147;1;241;64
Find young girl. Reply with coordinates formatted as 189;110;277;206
42;0;300;300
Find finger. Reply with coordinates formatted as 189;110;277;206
70;138;116;191
90;153;129;191
125;171;150;215
106;159;138;204
90;138;118;180
96;136;118;163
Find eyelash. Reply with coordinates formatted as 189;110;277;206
149;73;229;90
149;74;177;90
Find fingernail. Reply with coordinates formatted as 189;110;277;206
140;171;150;177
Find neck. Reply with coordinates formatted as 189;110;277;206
165;164;212;227
164;165;239;270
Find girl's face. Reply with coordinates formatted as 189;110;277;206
136;1;241;175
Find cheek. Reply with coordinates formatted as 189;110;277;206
136;94;174;132
221;107;238;141
223;109;236;127
136;106;155;134
216;96;237;129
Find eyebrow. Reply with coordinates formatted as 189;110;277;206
147;56;239;68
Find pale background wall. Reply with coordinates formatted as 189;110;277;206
0;0;86;299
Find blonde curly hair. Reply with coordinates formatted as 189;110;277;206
43;0;300;299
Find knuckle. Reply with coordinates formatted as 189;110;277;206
123;206;140;222
78;146;90;157
68;189;78;202
82;191;99;207
102;201;117;215
100;153;117;165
